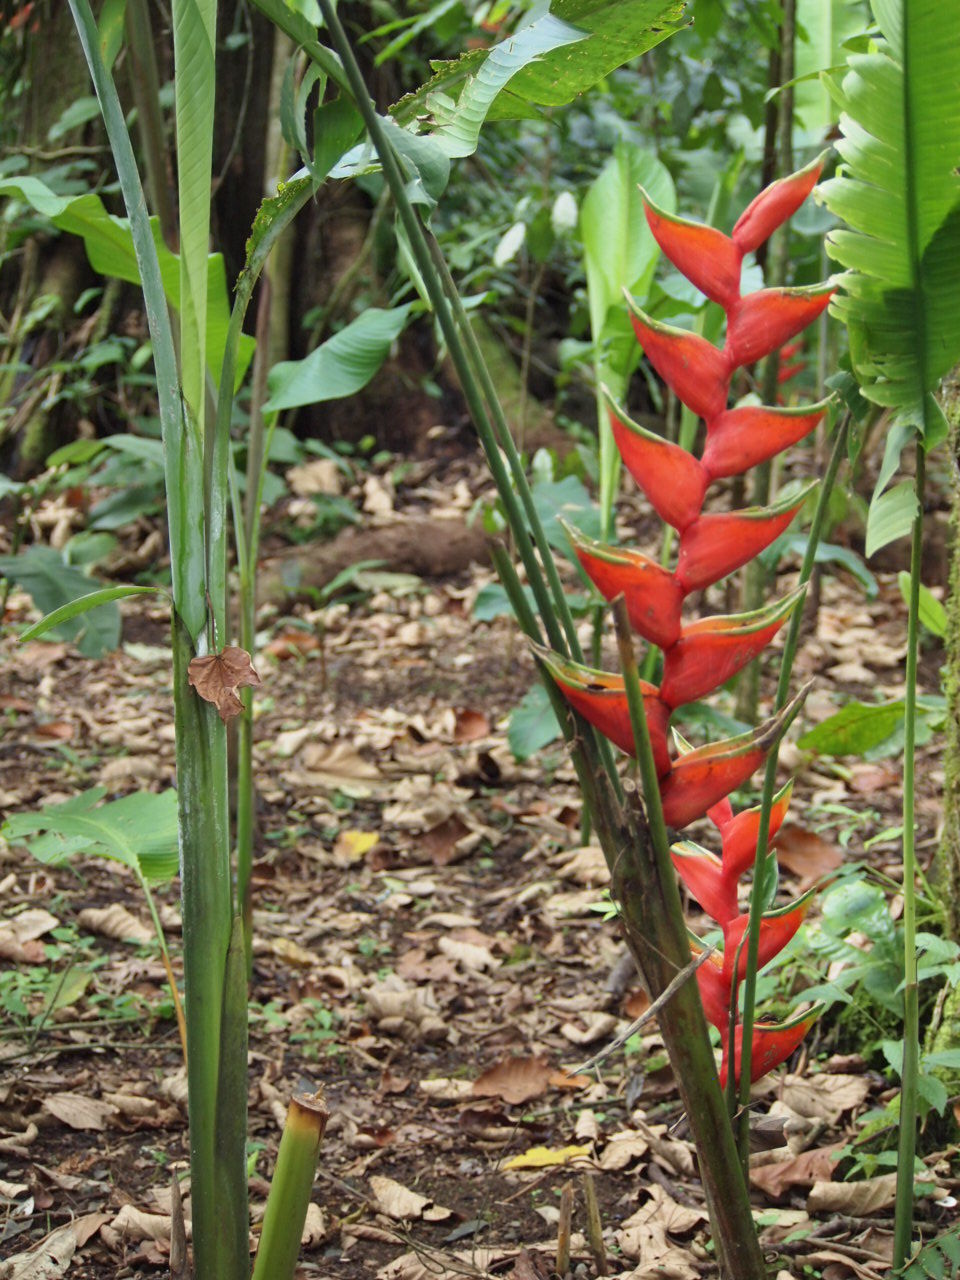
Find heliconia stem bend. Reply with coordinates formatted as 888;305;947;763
547;161;830;1086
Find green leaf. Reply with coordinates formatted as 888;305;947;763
818;3;960;423
172;0;217;425
264;305;413;411
313;95;364;181
0;547;123;657
2;788;180;883
508;683;562;761
582;143;676;342
19;585;159;643
865;478;918;558
98;0;128;71
798;700;906;756
897;571;947;638
793;0;864;142
0;175;255;391
392;2;687;147
530;474;602;559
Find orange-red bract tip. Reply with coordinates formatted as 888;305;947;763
658;590;803;709
672;842;738;924
607;397;707;532
675;487;812;593
720;780;794;881
726;286;833;367
570;532;684;650
660;732;768;830
701;401;828;481
627;300;730;422
721;893;813;983
537;650;672;777
719;1007;821;1088
641;189;742;307
731;153;826;255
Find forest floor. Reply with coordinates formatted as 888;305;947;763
0;429;955;1280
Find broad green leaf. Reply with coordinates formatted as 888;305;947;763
581;144;676;340
264;305;413;411
19;585;159;643
773;533;878;598
98;0;128;71
0;175;255;390
818;2;960;425
313;95;364;181
531;474;602;559
897;571;947;638
798;700;906;756
794;0;866;142
172;0;217;426
393;1;688;133
2;787;180;883
0;547;122;657
865;478;917;558
508;683;562;761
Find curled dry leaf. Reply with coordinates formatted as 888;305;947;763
807;1173;898;1216
187;645;261;722
0;908;60;962
368;1174;451;1222
43;1092;119;1132
77;904;152;945
0;1213;110;1280
773;825;844;891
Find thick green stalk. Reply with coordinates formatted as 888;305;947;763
893;444;925;1267
735;413;848;1164
609;603;765;1280
251;1091;329;1280
124;0;177;249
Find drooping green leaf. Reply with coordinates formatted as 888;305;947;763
865;479;917;558
772;533;878;598
19;585;159;644
0;175;255;390
0;547;122;657
897;572;947;638
2;788;180;883
264;305;413;411
818;2;960;425
798;700;906;756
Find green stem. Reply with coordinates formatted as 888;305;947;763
735;412;849;1166
251;1091;329;1280
893;443;925;1267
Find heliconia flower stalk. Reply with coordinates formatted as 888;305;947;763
542;162;829;1088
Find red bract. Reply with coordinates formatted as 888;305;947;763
541;166;827;1084
719;1009;822;1089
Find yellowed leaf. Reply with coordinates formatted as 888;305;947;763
501;1145;591;1171
333;829;379;865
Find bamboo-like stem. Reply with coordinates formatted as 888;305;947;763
138;871;188;1061
893;443;925;1267
581;1173;607;1276
735;413;849;1165
556;1182;574;1276
252;1090;329;1280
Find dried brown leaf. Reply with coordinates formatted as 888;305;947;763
77;904;152;945
750;1143;843;1199
368;1174;451;1221
807;1173;897;1216
472;1056;553;1105
43;1092;119;1132
774;825;844;889
187;645;261;722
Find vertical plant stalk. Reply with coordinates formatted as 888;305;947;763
316;7;764;1271
251;1090;329;1280
735;412;849;1161
893;443;925;1266
124;0;177;248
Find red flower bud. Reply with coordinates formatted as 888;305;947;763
672;841;738;923
719;1006;821;1088
731;153;826;254
719;780;794;881
626;300;730;421
535;648;672;777
640;189;742;306
701;401;827;480
675;484;816;593
607;394;707;531
567;527;684;649
726;286;833;367
658;588;804;709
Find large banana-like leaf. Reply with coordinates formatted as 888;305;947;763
794;0;867;145
818;1;960;425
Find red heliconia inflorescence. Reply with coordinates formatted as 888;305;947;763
542;160;830;1085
